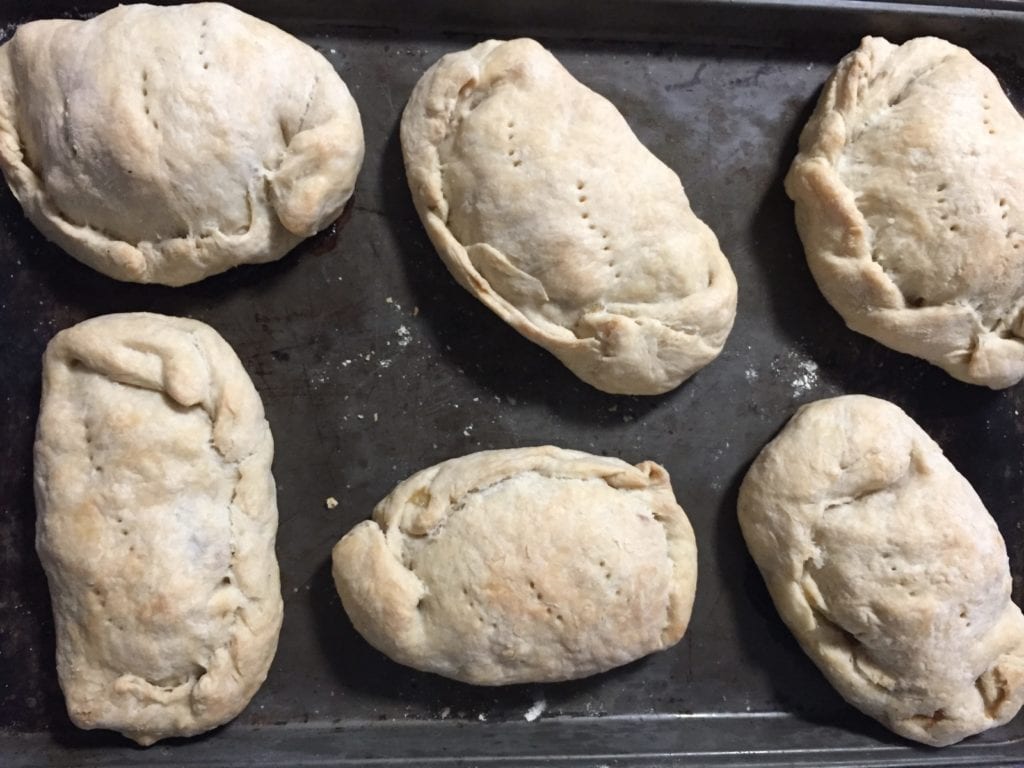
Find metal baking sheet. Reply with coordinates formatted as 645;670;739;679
2;1;1023;765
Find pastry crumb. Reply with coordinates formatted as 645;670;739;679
524;697;546;722
325;496;339;509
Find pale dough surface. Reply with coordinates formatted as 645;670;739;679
332;446;697;684
401;39;736;395
0;2;364;285
738;395;1024;746
786;36;1024;388
34;313;282;745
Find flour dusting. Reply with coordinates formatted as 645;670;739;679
770;352;821;397
791;359;819;394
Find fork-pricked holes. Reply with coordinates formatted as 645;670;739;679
506;121;521;168
199;18;210;70
997;198;1021;250
141;70;158;130
575;181;614;269
983;92;995;136
935;183;960;234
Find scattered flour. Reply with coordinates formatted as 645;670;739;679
791;359;819;394
770;352;820;396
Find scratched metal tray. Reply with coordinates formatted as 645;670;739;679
1;1;1023;765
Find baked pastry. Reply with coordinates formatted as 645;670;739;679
401;39;736;395
332;446;697;684
0;3;364;285
34;313;282;745
786;36;1024;388
738;394;1024;746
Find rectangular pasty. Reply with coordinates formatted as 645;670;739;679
34;312;282;745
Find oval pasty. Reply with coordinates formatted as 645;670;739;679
401;39;737;395
786;37;1024;388
738;395;1024;746
0;3;364;285
34;313;283;745
332;446;697;684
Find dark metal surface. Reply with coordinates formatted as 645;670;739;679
1;1;1023;765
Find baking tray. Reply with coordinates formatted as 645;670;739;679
2;1;1023;765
